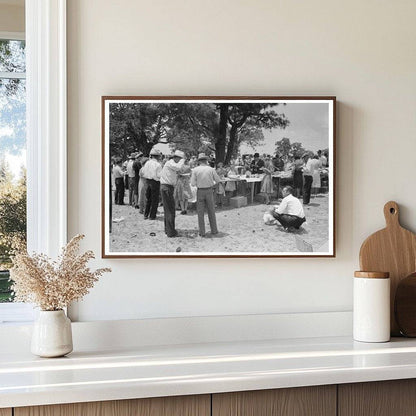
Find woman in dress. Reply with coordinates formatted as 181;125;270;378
137;157;148;213
310;154;322;197
215;162;227;207
174;159;192;214
260;157;275;204
225;161;239;197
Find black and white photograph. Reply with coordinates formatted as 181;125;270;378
102;97;335;257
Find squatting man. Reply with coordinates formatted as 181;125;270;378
265;185;306;231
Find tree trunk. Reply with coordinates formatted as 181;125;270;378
122;136;128;161
139;108;149;154
225;113;249;165
142;141;154;156
215;104;228;163
126;121;141;153
225;123;238;165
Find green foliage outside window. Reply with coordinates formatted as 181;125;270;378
0;38;27;302
0;161;26;302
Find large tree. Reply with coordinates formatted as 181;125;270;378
109;102;290;163
169;103;290;163
223;104;289;164
275;138;308;159
291;142;306;157
109;103;174;158
275;137;292;158
164;103;217;155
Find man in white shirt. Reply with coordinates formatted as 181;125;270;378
269;186;306;230
160;150;185;237
191;153;221;237
141;149;162;220
112;158;125;205
126;153;136;206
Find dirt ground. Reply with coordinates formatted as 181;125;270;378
109;192;329;254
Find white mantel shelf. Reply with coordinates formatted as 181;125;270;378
2;336;416;408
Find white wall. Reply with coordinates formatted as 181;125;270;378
0;3;24;32
67;0;416;322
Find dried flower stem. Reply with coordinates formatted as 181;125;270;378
10;235;111;310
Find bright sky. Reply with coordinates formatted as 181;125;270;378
0;126;13;138
0;125;25;181
240;102;330;155
0;39;26;181
3;149;25;181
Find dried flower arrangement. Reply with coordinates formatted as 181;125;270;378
10;234;111;311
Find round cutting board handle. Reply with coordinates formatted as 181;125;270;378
384;201;400;228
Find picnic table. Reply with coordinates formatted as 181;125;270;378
220;170;308;204
243;176;264;203
219;175;264;203
217;167;329;206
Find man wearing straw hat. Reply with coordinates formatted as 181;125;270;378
141;149;162;220
191;153;221;237
160;150;185;237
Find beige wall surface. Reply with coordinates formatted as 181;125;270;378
67;0;416;321
0;4;24;33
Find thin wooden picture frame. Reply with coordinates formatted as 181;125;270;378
102;96;336;258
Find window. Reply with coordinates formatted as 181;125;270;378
0;0;67;324
0;34;26;306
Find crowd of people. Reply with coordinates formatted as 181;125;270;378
111;148;329;236
112;150;221;237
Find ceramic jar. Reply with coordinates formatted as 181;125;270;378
353;271;390;343
31;310;73;357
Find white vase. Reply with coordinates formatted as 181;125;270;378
31;310;73;357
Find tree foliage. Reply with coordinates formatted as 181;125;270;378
291;142;307;157
275;137;307;158
0;160;26;269
164;103;217;155
110;102;290;163
220;104;288;164
275;137;292;158
109;103;170;158
0;39;25;73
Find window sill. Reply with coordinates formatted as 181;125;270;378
0;303;35;324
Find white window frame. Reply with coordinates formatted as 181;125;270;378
0;0;67;323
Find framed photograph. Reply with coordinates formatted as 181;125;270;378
102;96;336;258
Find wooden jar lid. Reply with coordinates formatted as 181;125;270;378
354;271;390;279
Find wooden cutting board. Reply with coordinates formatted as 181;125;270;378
359;201;416;336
